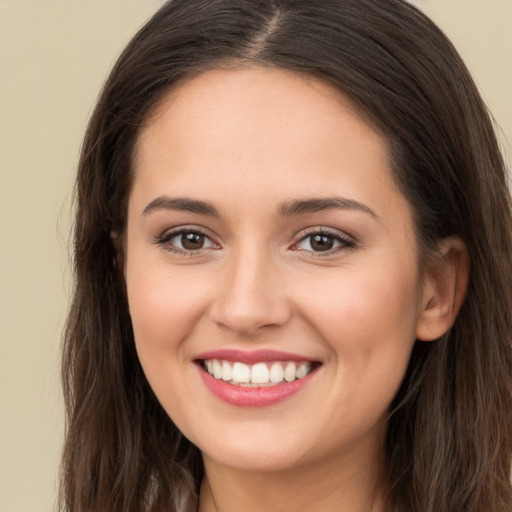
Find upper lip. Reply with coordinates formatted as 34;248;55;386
194;349;321;365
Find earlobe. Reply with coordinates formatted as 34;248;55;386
416;236;470;342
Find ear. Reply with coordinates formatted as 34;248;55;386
416;236;470;341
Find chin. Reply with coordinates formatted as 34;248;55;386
201;442;310;473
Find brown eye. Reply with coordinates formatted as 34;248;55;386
294;230;355;253
310;234;334;251
160;229;217;252
181;232;205;250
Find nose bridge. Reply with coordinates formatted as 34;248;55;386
211;238;290;335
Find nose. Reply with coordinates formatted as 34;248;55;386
209;246;292;336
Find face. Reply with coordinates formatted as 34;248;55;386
125;67;429;474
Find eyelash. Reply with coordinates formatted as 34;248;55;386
155;228;218;255
292;228;356;255
155;227;356;255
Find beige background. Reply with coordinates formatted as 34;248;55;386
0;1;510;510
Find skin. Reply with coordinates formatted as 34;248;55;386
124;67;468;512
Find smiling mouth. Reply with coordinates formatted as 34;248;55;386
200;359;321;387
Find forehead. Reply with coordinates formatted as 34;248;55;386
131;67;407;224
135;67;388;165
136;68;388;171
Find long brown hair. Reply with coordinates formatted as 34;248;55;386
60;1;512;510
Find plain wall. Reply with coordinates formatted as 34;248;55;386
0;1;510;510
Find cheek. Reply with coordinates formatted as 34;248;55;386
125;255;212;368
125;260;215;430
306;256;419;336
294;261;420;400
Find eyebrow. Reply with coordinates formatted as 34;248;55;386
142;195;379;220
278;197;379;219
142;196;220;217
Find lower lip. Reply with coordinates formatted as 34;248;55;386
198;366;318;407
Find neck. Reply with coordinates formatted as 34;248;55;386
198;435;386;512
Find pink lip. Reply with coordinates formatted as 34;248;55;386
195;362;320;408
194;349;321;407
194;349;318;365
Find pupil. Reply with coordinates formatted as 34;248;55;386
311;234;333;251
182;232;204;250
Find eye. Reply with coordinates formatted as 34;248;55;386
294;230;355;253
157;229;218;253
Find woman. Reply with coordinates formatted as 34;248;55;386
60;0;512;511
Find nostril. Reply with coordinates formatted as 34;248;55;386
210;294;292;335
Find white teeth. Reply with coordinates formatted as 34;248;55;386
284;362;296;382
296;362;309;379
212;359;223;379
221;361;232;381
204;359;315;386
269;362;284;383
232;362;251;383
251;363;270;384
